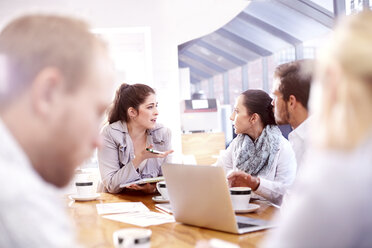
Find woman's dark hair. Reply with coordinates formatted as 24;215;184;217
241;89;276;127
108;83;155;124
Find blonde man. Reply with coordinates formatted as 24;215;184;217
0;15;114;247
262;11;372;248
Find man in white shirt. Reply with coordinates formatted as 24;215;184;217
262;11;372;247
0;15;114;247
271;60;313;170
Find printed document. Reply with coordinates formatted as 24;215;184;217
96;202;149;215
103;211;175;227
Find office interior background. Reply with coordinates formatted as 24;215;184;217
1;0;371;170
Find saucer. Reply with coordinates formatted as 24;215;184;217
234;203;260;213
69;193;100;201
152;195;169;203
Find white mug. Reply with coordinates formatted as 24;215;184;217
230;187;251;210
156;181;169;200
113;228;151;248
75;181;95;196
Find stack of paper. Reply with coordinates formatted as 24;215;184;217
96;202;149;215
103;211;175;227
96;202;174;227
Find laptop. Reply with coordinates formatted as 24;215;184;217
162;163;276;234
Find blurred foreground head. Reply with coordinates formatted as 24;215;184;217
0;14;114;187
313;10;372;150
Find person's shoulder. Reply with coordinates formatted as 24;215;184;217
0;162;19;199
101;121;128;146
151;123;171;135
152;122;164;130
279;135;290;145
102;121;127;135
150;123;172;143
227;136;238;148
105;120;124;131
0;160;58;202
278;135;294;152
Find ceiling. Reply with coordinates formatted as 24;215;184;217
178;0;336;84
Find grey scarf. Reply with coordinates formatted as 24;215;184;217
233;125;282;177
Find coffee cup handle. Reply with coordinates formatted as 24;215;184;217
123;237;135;248
156;182;161;193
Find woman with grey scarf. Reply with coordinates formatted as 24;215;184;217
215;89;296;205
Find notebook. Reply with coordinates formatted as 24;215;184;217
162;163;275;234
119;176;164;188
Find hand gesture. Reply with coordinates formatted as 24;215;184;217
227;171;260;191
142;145;174;159
126;183;156;194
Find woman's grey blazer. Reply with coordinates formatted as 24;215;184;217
98;121;172;193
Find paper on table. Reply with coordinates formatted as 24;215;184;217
103;211;175;227
155;203;173;214
96;202;149;215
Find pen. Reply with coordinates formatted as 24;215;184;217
146;148;165;155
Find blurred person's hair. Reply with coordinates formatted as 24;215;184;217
274;59;314;110
0;14;106;109
108;83;155;124
313;10;372;149
241;89;276;127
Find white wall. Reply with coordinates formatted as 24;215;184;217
179;68;191;100
0;0;249;153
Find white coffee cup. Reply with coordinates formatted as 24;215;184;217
230;187;251;211
75;181;95;196
113;228;151;248
156;181;169;200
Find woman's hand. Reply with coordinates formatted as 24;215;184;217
227;171;260;191
132;145;173;167
126;183;157;194
142;145;174;159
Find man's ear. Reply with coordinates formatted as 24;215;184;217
288;95;297;110
30;67;64;117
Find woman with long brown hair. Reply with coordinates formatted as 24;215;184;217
98;83;173;193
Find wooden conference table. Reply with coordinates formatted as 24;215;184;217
66;192;278;248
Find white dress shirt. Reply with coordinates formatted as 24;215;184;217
215;135;297;205
262;132;372;248
288;117;311;171
0;119;77;248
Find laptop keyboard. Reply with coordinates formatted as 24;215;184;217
237;222;258;229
